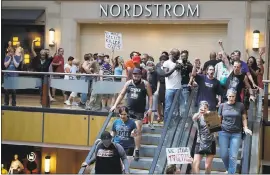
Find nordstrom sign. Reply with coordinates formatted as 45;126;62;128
100;4;199;18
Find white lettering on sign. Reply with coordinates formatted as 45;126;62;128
105;31;123;51
100;4;199;18
166;147;193;165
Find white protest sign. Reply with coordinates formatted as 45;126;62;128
166;147;192;165
105;31;123;51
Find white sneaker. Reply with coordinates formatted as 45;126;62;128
72;102;78;106
64;100;71;106
149;123;155;130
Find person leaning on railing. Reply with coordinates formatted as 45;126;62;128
4;47;22;106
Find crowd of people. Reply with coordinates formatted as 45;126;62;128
4;38;266;174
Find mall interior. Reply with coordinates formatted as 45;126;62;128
1;0;270;174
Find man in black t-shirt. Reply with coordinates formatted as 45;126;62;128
82;131;130;174
203;52;221;74
179;50;193;115
225;61;255;103
110;68;153;161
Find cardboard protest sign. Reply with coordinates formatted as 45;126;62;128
203;111;221;133
105;31;122;51
166;147;193;165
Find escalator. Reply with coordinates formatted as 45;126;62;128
78;88;263;174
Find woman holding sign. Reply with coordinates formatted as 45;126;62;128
192;101;216;174
218;88;252;174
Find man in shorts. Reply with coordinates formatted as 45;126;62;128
110;68;153;161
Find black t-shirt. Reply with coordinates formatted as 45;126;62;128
126;80;147;114
181;62;193;85
225;72;245;102
95;143;122;174
156;63;165;84
148;71;158;93
31;56;53;73
203;59;221;71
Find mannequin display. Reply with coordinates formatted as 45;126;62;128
8;154;24;174
6;41;13;55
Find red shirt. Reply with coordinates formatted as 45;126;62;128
52;55;64;72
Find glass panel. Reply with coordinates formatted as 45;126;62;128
3;76;41;89
91;81;126;95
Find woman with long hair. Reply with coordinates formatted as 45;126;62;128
192;101;216;174
111;56;125;106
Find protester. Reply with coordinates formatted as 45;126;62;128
192;101;215;174
4;48;22;106
144;60;158;129
191;58;222;111
162;48;182;122
81;131;130;174
179;50;193;115
218;89;252;174
156;55;169;122
110;68;153;161
111;106;137;163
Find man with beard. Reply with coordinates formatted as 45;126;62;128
179;50;193;115
162;48;182;122
110;68;153;161
191;59;222;111
225;61;255;103
81;131;130;174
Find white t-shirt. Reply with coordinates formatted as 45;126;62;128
163;59;182;89
64;63;72;79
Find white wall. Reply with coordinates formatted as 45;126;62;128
80;23;227;63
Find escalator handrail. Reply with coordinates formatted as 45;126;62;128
161;89;196;173
78;112;114;174
149;89;181;174
149;88;196;174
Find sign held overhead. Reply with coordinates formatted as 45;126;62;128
105;31;123;51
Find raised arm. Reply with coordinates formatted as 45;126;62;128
31;40;37;57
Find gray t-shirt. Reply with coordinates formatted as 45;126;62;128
196;116;215;144
218;102;245;133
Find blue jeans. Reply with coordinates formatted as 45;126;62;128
164;89;180;123
180;85;190;116
218;131;242;174
81;93;88;104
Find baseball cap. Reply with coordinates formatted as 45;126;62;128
132;56;141;64
133;68;142;74
100;131;112;140
97;53;105;57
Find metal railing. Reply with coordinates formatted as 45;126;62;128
1;70;126;109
